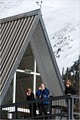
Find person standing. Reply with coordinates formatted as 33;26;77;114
65;80;76;95
26;88;36;117
36;83;50;118
64;79;77;109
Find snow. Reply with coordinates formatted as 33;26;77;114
0;0;80;74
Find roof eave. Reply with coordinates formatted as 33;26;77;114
0;9;41;23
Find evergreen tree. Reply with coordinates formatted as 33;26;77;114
62;56;80;94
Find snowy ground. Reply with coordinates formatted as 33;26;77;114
0;0;80;74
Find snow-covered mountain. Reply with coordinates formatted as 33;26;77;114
0;0;80;74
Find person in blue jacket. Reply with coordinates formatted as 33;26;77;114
36;83;50;118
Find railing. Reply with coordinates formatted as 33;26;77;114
0;95;80;119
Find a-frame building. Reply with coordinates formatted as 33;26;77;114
0;9;64;105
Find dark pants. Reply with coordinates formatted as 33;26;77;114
29;103;36;117
38;103;48;119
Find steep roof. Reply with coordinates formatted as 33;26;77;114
0;9;64;104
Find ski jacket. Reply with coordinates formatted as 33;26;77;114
36;88;50;104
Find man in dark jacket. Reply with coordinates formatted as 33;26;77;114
36;83;50;118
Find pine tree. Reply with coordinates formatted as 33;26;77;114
62;56;80;94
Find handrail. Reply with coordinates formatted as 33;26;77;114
0;95;80;119
1;95;74;107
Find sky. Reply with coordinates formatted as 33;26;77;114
0;0;80;73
